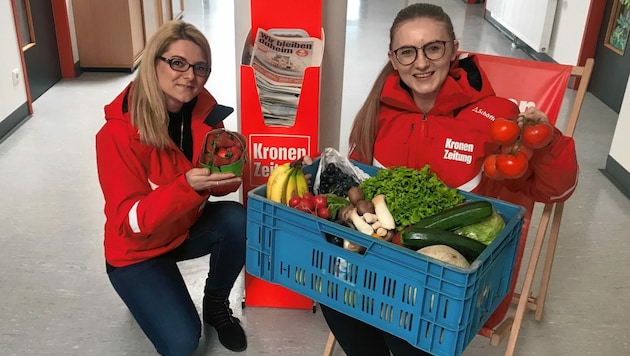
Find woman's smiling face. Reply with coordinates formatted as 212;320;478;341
157;39;210;112
388;17;458;109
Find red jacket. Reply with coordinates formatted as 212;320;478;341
355;55;578;208
96;83;233;267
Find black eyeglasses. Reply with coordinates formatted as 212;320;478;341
157;56;211;77
392;40;452;65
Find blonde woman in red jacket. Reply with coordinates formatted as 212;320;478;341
96;21;246;355
319;3;578;356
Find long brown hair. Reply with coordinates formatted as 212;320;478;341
130;20;211;149
348;3;456;163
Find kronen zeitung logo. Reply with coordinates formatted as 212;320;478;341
247;135;311;186
443;138;473;165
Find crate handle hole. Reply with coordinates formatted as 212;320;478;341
443;299;449;319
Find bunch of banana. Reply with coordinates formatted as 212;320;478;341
266;161;309;204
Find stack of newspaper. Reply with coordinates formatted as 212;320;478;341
249;28;324;127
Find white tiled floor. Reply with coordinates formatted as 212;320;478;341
1;1;629;355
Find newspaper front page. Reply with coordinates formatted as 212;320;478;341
250;28;323;126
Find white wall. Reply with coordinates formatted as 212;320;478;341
487;0;592;65
547;0;591;65
0;1;28;120
609;75;630;170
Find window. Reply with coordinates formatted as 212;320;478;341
15;0;35;50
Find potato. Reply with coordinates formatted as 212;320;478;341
417;245;470;268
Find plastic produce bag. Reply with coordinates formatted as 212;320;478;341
313;147;370;195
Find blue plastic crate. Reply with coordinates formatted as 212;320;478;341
246;161;525;356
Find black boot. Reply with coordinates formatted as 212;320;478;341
203;293;247;352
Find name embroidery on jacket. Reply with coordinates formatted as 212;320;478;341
443;138;473;164
472;106;496;121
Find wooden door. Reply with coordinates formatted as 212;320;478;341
143;0;161;41
14;0;62;101
161;0;173;23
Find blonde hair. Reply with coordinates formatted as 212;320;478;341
348;3;456;163
130;20;211;149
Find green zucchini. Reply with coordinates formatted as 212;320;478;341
413;200;494;231
401;227;487;262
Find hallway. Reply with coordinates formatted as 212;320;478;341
1;1;629;355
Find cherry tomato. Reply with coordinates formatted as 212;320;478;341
501;141;533;160
495;151;529;179
490;117;520;145
522;121;554;149
483;154;504;180
312;195;328;210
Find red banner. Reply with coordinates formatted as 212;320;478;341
474;53;572;125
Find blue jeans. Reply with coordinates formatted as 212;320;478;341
107;201;247;356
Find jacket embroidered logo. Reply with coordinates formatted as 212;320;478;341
443;138;474;164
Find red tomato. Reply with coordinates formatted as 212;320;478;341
483;154;504;180
501;141;533;160
391;230;403;246
490;117;521;145
495;151;529;179
522;122;554;149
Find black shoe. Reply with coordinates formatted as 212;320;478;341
203;294;247;352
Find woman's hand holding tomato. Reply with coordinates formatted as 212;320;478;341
483;106;554;180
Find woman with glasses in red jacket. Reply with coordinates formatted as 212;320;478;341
96;20;247;355
319;3;578;355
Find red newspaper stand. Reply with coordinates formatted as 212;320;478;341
240;0;323;309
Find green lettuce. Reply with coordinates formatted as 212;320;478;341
359;166;465;230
